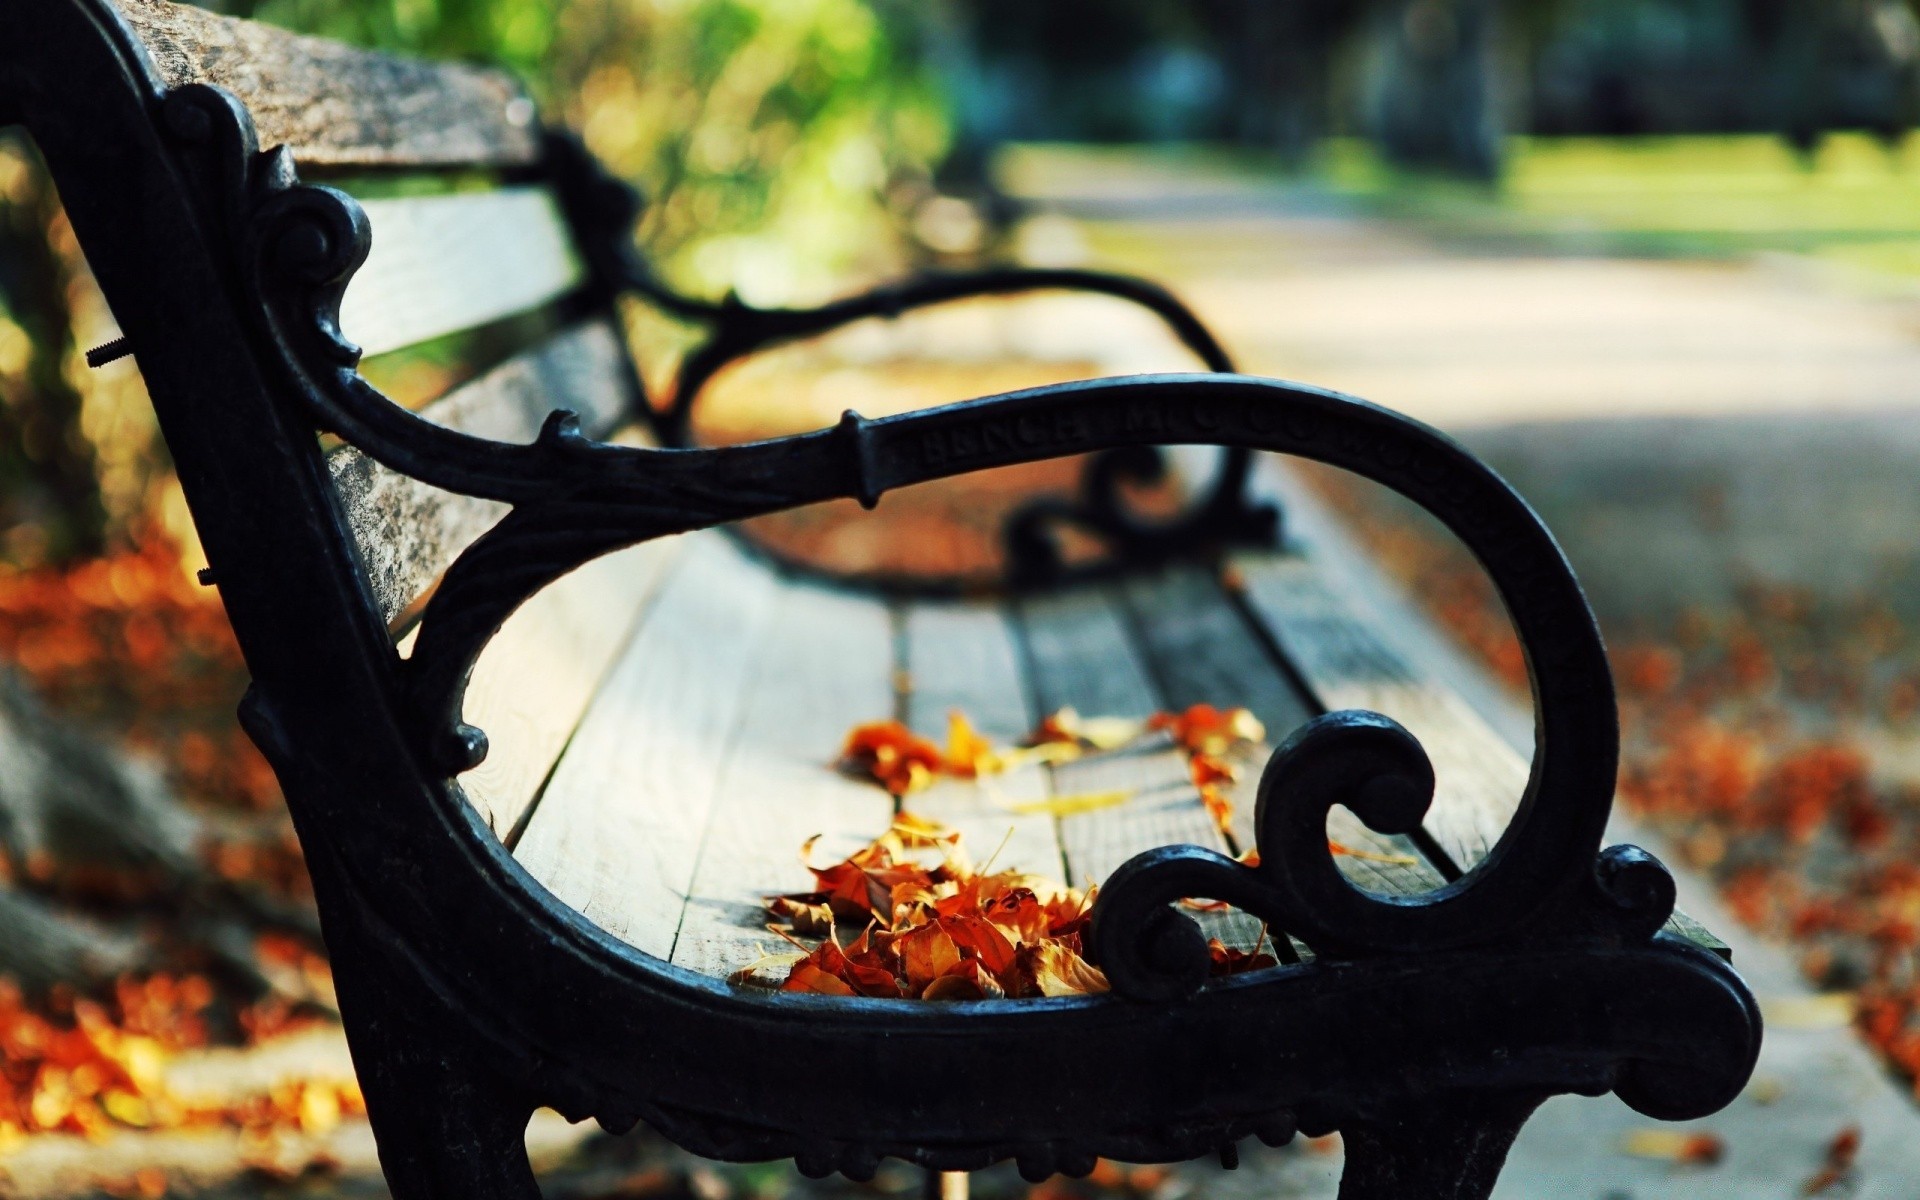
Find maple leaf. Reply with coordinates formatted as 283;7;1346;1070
837;720;945;796
1151;704;1265;758
896;920;964;995
1017;940;1110;997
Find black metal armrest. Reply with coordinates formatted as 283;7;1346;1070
634;266;1235;445
540;132;1277;581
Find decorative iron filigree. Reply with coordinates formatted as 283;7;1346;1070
542;132;1280;586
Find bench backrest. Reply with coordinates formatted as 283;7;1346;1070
10;0;663;834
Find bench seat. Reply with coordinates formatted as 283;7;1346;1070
470;500;1727;982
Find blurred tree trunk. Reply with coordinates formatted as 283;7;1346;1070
1366;0;1502;180
1200;0;1352;166
0;135;106;562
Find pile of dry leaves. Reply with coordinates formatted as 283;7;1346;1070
749;814;1275;1000
0;968;351;1155
740;703;1279;999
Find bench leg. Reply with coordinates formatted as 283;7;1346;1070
1335;1094;1541;1200
330;934;544;1198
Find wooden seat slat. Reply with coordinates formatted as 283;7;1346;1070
669;578;896;982
328;319;634;625
111;0;541;169
455;539;681;839
900;602;1064;881
1116;565;1443;902
347;189;583;358
1016;588;1267;953
512;534;782;957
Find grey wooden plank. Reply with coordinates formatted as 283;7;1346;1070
327;320;634;624
512;534;781;958
113;0;541;169
456;537;681;839
1229;551;1526;873
670;582;896;981
900;602;1064;881
347;189;583;358
1116;566;1317;751
1116;566;1442;901
1017;588;1266;953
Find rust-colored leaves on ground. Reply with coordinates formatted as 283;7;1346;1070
0;531;278;815
757;817;1108;999
1802;1125;1860;1195
0;974;354;1151
752;817;1275;1000
837;721;947;797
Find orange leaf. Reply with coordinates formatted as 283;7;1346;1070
896;922;964;995
1150;704;1265;758
781;962;856;997
838;720;945;796
922;959;1007;1001
1019;940;1110;997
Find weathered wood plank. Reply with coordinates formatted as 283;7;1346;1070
1229;552;1525;874
670;582;896;981
1016;587;1266;952
900;602;1063;881
1117;566;1442;901
327;319;634;624
456;537;681;840
512;535;781;957
347;189;583;358
112;0;541;169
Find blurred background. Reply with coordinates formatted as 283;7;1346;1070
13;0;1920;1196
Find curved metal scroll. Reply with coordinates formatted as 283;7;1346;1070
541;133;1279;585
175;79;1639;993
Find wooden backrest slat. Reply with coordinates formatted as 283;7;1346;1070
327;319;634;624
346;189;584;358
112;0;541;169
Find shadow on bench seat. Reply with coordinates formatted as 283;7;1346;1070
2;2;1762;1197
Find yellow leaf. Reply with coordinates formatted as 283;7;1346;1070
1006;790;1134;816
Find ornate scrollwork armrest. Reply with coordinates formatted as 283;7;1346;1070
1089;712;1680;1001
168;76;1644;976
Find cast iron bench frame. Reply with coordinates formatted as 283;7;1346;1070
2;2;1761;1196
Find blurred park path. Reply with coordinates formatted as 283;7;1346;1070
1000;145;1920;430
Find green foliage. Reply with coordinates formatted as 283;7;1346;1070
240;0;951;300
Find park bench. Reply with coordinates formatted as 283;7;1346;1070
2;1;1761;1196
